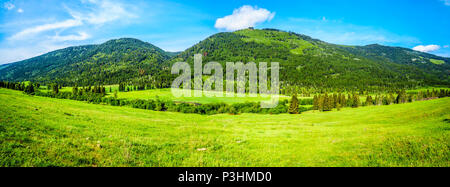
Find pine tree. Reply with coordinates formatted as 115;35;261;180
352;93;360;108
323;93;331;111
417;91;423;101
313;95;319;110
396;90;407;104
52;84;59;94
72;86;78;95
332;94;337;108
327;93;333;111
24;84;34;94
347;94;352;107
340;94;346;107
388;93;394;104
366;95;373;106
288;94;299;114
318;94;324;112
113;90;118;99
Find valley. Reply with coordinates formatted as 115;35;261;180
0;28;449;167
1;88;448;167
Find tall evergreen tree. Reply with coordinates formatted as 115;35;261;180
288;94;299;114
313;95;319;110
352;93;360;108
318;95;324;112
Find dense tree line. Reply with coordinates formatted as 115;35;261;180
2;80;449;115
312;89;450;112
0;81;39;95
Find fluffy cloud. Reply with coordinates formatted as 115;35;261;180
9;19;83;40
215;5;275;31
1;0;138;64
279;17;420;46
8;0;136;41
441;0;450;6
412;45;441;52
4;2;15;10
51;32;90;42
68;0;137;25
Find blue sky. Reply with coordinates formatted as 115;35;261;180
0;0;449;64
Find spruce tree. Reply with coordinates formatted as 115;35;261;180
318;95;324;112
313;95;319;110
113;90;118;99
72;86;78;95
288;94;299;114
352;93;360;108
52;84;59;94
366;96;373;106
323;93;331;111
417;91;423;101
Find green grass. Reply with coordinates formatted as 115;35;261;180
430;59;445;65
235;29;317;55
110;88;291;104
1;88;449;167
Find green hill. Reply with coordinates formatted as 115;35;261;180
0;38;171;86
1;88;449;166
164;29;450;91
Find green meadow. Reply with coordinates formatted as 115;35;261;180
39;86;292;104
112;88;291;104
0;88;448;167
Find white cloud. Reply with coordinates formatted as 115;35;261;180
4;2;15;10
0;42;69;64
9;19;83;40
441;0;450;6
412;45;441;52
215;5;275;31
51;32;90;42
8;0;136;41
0;0;139;64
68;0;137;25
278;17;420;46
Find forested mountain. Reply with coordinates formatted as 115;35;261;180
0;29;449;90
163;28;450;91
0;38;171;86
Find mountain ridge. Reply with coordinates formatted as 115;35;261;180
0;29;449;90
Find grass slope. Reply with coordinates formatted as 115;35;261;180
111;88;291;104
0;88;449;167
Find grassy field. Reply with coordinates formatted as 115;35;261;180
0;88;449;167
38;85;448;104
39;86;292;104
112;88;291;104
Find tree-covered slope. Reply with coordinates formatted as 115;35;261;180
339;44;450;83
1;29;449;90
0;38;171;86
163;29;449;91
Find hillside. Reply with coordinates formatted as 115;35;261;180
1;88;448;166
164;29;450;91
0;38;171;86
1;29;449;90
